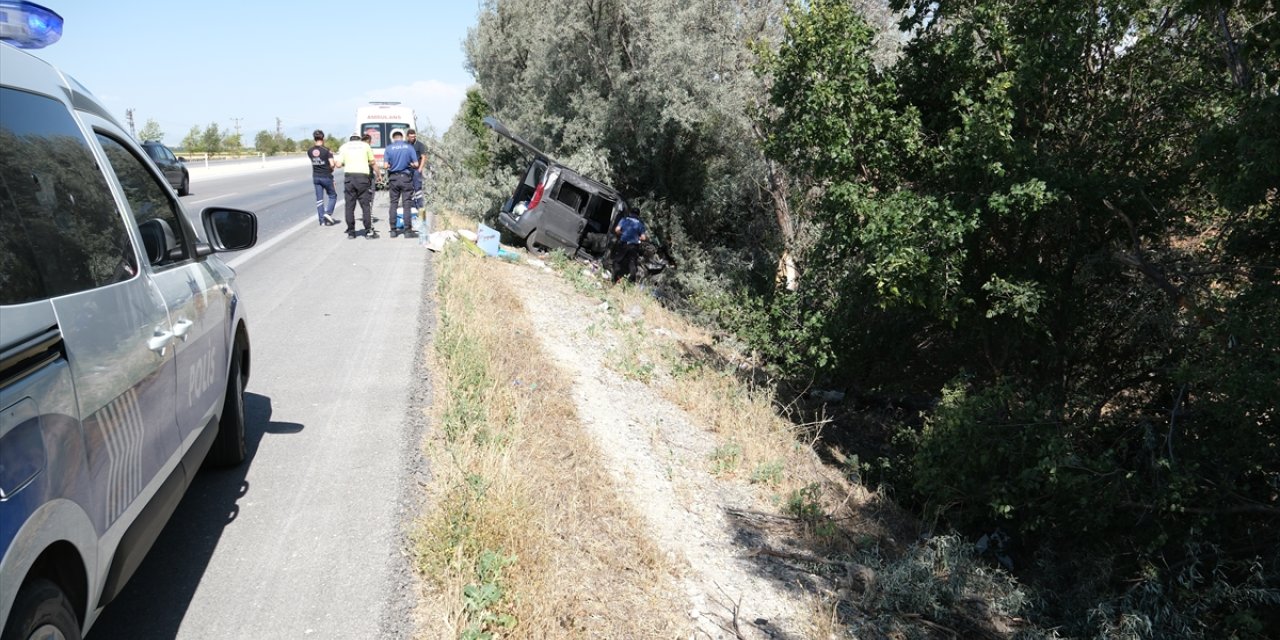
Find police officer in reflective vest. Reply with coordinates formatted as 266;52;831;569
335;134;379;238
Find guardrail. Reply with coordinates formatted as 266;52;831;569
178;152;307;168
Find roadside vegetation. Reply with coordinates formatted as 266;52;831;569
415;225;686;638
132;117;333;155
424;0;1278;636
422;234;1064;637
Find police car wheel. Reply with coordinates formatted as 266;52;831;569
1;579;80;640
207;347;247;468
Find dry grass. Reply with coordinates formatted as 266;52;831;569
415;220;688;639
417;219;1030;638
598;282;892;551
593;280;1047;639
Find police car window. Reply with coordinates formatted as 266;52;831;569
0;87;138;305
96;134;190;267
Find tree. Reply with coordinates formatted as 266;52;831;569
181;125;201;153
200;122;222;154
463;0;813;298
458;88;491;177
137;118;164;142
254;130;279;155
221;133;242;153
757;0;1279;635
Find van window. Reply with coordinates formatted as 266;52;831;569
513;160;546;205
0;87;137;305
524;162;545;189
553;181;587;213
583;195;616;233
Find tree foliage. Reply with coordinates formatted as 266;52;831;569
462;0;801;298
136;118;163;142
199;122;222;154
180;125;200;153
755;0;1278;635
456;0;1277;634
252;129;297;155
458;88;492;177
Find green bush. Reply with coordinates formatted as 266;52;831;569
852;535;1050;638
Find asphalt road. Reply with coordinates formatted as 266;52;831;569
86;161;434;639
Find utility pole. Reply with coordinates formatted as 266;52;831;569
275;117;283;139
230;117;242;138
125;108;136;138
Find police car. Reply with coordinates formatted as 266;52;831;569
0;3;258;638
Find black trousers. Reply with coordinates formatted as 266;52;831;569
612;243;641;283
388;172;414;231
344;173;374;231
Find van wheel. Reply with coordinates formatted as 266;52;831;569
207;347;246;468
1;578;81;640
525;229;547;255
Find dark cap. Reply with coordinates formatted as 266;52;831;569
313;129;324;140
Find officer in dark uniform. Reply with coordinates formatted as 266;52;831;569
612;207;647;284
407;128;428;214
383;130;419;237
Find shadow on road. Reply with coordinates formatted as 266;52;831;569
86;393;302;639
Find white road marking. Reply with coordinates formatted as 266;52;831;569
189;193;237;205
226;199;347;270
269;180;293;187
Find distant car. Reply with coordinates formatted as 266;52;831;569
483;116;671;282
1;5;258;639
141;140;189;196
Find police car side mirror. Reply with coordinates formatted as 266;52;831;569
201;207;259;252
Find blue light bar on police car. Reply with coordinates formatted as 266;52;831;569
0;1;63;49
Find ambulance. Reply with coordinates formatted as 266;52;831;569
355;101;417;189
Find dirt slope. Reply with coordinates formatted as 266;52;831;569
500;258;833;639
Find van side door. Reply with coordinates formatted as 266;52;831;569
538;179;589;250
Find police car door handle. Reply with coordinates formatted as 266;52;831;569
173;319;194;340
148;329;174;355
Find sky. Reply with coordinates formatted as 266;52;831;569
32;1;481;147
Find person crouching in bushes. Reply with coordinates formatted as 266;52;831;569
612;207;647;284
